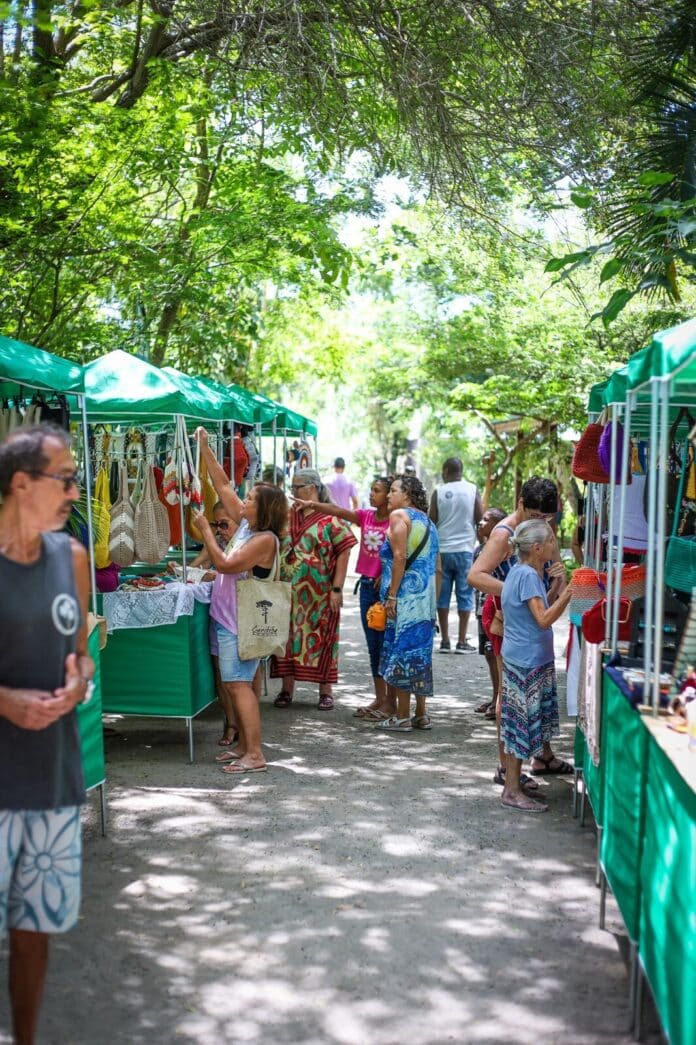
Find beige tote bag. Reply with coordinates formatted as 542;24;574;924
236;536;291;660
108;461;136;567
134;464;171;564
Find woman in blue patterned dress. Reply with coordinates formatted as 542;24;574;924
376;475;441;732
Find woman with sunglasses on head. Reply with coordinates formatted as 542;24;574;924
303;476;395;720
271;469;357;711
194;428;288;770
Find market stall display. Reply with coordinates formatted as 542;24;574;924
572;317;696;1043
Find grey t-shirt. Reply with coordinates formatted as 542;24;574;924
0;532;85;810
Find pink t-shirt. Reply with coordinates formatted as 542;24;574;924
355;509;390;578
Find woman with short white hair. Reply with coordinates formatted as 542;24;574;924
500;519;572;813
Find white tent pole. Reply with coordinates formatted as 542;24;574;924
652;378;670;713
611;395;633;651
643;380;659;704
604;405;618;647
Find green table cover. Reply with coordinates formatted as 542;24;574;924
638;730;696;1045
100;600;214;717
600;674;648;941
76;626;106;792
580;693;606;826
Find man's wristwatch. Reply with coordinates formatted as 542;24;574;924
79;677;95;705
332;586;342;593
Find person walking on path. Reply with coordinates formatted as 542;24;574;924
272;469;357;711
303;476;396;720
468;476;570;788
429;457;482;653
0;424;94;1045
325;457;359;511
376;475;441;732
500;520;572;812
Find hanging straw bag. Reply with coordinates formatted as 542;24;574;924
93;466;112;569
134;464;171;564
572;412;610;484
664;440;696;592
108;461;136;567
236;536;292;660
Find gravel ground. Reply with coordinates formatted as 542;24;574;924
0;570;663;1044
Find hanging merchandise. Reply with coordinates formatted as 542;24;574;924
241;427;260;481
93;465;113;569
39;393;70;431
598;420;632;484
570;563;646;620
109;430;126;501
186;422;202;509
162;445;179;505
582;597;632;645
131;455;145;508
134;465;171;563
610;475;649;552
233;430;249;487
643;408;695;527
108;461;136;567
572;412;609;483
288;439;312;471
186;445;217;543
664;440;696;593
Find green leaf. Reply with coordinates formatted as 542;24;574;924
595;288;637;327
599;258;622;284
544;250;592;273
637;171;675;188
570;189;593;209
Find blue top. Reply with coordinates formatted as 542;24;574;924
501;562;554;668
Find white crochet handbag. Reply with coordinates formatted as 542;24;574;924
134;464;171;564
108;461;136;567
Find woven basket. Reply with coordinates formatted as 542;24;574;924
135;465;171;564
109;461;136;567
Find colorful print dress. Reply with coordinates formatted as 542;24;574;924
379;509;439;696
271;509;357;684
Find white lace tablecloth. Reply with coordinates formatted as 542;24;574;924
103;582;213;633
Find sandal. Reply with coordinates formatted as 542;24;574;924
361;708;391;721
474;700;492;714
531;755;574;776
317;693;334;710
352;705;377;718
501;794;548;813
218;730;240;747
375;716;413;732
493;766;539;791
411;714;432;730
215;749;243;763
273;691;293;708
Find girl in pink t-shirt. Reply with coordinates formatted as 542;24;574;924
303;476;395;719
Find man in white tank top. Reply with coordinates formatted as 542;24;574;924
429;457;482;652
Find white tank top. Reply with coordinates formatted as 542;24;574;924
436;480;477;552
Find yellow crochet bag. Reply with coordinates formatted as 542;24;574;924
93;466;112;569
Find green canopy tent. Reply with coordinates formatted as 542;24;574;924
0;334;85;397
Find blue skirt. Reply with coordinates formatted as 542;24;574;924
501;660;559;760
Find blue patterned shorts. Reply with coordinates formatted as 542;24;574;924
0;807;82;935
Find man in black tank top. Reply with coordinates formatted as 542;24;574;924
0;425;93;1045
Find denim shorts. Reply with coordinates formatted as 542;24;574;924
0;806;82;935
214;621;259;682
437;550;475;612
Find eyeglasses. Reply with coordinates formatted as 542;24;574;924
291;483;310;491
30;471;80;492
211;521;230;530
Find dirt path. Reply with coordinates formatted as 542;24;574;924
0;581;662;1044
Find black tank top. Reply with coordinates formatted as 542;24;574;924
0;532;85;810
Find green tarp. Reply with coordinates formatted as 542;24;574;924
639;733;696;1045
196;375;256;425
600;675;648;941
0;334;84;396
82;350;221;422
99;600;215;718
76;626;106;791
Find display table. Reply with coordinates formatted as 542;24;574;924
98;591;215;762
76;620;107;834
637;716;696;1045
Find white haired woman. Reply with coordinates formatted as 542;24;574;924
500;519;572;813
271;468;357;710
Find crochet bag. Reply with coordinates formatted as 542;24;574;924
134;465;171;564
665;439;696;593
93;465;112;569
108;461;136;567
582;597;632;645
186;450;217;543
570;564;646;620
572;414;610;484
236;536;292;660
365;602;387;631
598;421;632;485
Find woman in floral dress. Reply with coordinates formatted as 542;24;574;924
271;469;357;710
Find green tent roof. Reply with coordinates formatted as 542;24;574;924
82;350;220;421
0;335;84;396
196;376;256;425
162;366;229;421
